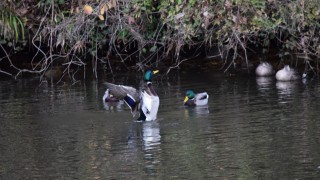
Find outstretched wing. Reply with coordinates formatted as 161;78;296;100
104;82;140;116
104;82;138;99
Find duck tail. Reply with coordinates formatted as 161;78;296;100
137;108;146;121
199;92;209;100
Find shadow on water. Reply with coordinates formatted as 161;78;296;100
1;71;320;179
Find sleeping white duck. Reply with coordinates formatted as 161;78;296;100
104;70;160;121
255;62;275;76
183;90;209;106
275;65;300;81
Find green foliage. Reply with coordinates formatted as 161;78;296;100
1;0;320;78
0;8;25;44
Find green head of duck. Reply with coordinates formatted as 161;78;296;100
144;70;159;82
184;90;195;102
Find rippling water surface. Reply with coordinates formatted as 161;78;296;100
1;71;320;179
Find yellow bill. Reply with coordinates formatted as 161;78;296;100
183;96;189;103
153;70;159;74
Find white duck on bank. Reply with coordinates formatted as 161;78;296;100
183;90;209;106
255;62;275;76
275;65;300;81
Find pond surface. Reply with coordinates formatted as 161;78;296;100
1;71;320;179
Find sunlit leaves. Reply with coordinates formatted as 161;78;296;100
107;0;117;9
100;3;107;15
1;0;319;70
98;15;104;21
84;5;93;15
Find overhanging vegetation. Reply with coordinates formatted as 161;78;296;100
0;0;319;80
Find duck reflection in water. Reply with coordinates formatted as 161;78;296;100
276;81;298;95
276;81;300;104
276;81;297;104
184;105;210;119
142;121;161;150
127;121;161;174
127;121;161;150
256;77;274;92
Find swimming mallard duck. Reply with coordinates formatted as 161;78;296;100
184;90;209;106
275;65;300;81
104;70;160;121
255;62;275;76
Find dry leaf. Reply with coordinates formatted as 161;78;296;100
98;15;105;21
111;0;117;8
107;0;117;9
56;33;65;48
100;3;107;15
225;0;232;9
16;8;29;16
174;12;185;21
128;16;135;24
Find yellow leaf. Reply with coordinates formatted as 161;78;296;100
107;0;117;9
84;5;93;15
107;2;112;9
98;15;105;21
100;4;107;15
111;0;117;8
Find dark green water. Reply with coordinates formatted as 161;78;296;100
1;71;320;179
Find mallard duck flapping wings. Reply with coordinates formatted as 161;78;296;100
104;70;160;121
104;83;140;116
184;90;209;106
